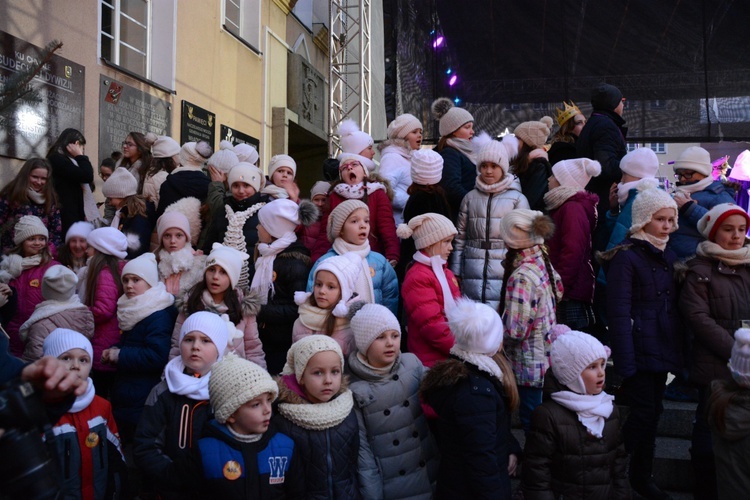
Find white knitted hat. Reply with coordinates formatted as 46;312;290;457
208;141;240;174
42;265;77;302
210;353;278;424
13;215;48;245
620;147;659;179
43;328;93;359
551;158;602;190
156;211;192;243
314;253;361;317
228;162;263;192
234;143;259;165
387;113;422;140
339;119;373;155
410;149;444;185
497;209;555;249
630;187;678;233
349;302;401;353
326;199;369;243
102;167;138;198
205;243;249;289
514;117;554;150
179;141;212;170
179;311;230;359
550;329;609;394
121;252;159;288
258;199;316;239
282;335;344;383
447;298;503;355
697;203;750;241
396;213;456;250
87;227;128;259
268;154;297;178
310;181;331;199
432;98;474;137
476;139;510;174
730;328;750;388
152;135;181;159
65;221;94;244
673;146;712;177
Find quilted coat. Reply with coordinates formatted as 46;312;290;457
22;305;95;362
88;261;126;373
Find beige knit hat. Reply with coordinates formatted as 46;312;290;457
179;141;212;170
630;187;678;233
228;162;263;192
310;181;331;199
349;302;401;353
208;141;240;173
156;211;192;243
432;97;474;137
410;149;444;185
210;353;279;424
476;140;510;173
268;154;297;178
497;209;555;249
282;335;344;382
234;143;259;165
387;113;422;140
514;117;554;149
673;146;712;177
13;215;48;245
42;265;77;302
152;135;181;159
326;199;369;242
102;167;138;198
396;213;456;250
551;158;602;190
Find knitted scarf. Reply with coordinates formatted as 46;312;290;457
116;282;175;331
26;188;45;205
550;390;614;439
251;232;297;304
277;375;354;431
260;184;290;200
164;356;211;400
223;202;265;289
333;181;386;200
674;176;714;195
0;253;43;283
449;346;503;381
631;230;669;251
70;378;96;414
696;241;750;267
331;238;375;303
544;186;581;211
412;251;455;312
475;175;515;195
297;300;348;332
445;137;476;164
19;294;87;340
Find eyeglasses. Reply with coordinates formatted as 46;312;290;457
122;141;136;147
674;170;696;181
340;161;362;169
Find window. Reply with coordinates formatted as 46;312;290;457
224;0;261;52
650;143;667;154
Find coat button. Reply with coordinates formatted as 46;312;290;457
657;291;662;296
412;431;419;438
473;386;478;390
419;460;426;467
392;374;399;381
666;290;671;295
384;409;390;416
393;439;400;446
403;400;410;407
652;267;657;272
399;470;406;476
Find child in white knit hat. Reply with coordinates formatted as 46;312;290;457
102;167;154;260
293;253;362;356
155;204;206;297
450;137;530;312
43;328;126;499
522;325;629;498
196;354;304;496
307;200;399;316
398;212;461;367
168;243;265;368
378;112;423;226
347;302;439;499
261;154;301;202
134;311;229;498
300;180;331;252
273;335;360;497
57;221;94;274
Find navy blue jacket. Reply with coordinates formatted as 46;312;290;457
157;170;211;217
437;146;476;221
117;201;156;260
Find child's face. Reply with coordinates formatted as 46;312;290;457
180;331;220;376
227;392;274;435
339;160;366;185
58;348;92;381
29;167;49;193
205;265;231;297
713;214;747;251
340;208;370;245
257;223;273;244
162;228;188;253
312;194;327;210
313;270;342;309
69;236;88;259
22;235;47;257
270;167;294;186
122;274;151;298
99;166;113;182
122;135;138;160
109;197;124;209
359;144;375;160
424;236;454;261
479;162;505;185
365;329;401;368
231;181;256;201
300;351;342;404
547;175;561;190
405;128;423;150
643;208;677;239
452;122;474;140
581;357;606;395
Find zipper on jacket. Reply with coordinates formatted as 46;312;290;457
178;403;189;449
481;193;493;303
326;429;334;497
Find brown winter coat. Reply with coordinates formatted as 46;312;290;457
22;306;95;362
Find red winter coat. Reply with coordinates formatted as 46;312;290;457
311;188;399;262
402;257;461;367
89;262;126;372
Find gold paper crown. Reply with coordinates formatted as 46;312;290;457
556;101;582;127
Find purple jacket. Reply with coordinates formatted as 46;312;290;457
89;262;126;372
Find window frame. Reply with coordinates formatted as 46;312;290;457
222;0;262;55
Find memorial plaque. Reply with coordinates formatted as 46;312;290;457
0;31;85;160
98;75;171;161
220;124;260;150
180;100;215;146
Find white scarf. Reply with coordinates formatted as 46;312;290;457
163;356;211;400
445;137;476;164
27;187;46;205
449;346;503;381
617;178;658;205
19;295;87;341
696;241;750;267
475;175;515;195
70;156;101;222
70;378;96;414
333;181;386;200
544;186;581;211
0;254;43;283
331;238;375;302
412;251;455;311
278;390;354;431
158;246;197;275
631;230;669;251
251;232;297;304
550;390;615;438
674;176;714;195
260;184;290;200
117;282;175;331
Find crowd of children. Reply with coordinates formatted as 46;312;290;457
3;104;750;500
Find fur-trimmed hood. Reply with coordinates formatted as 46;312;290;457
419;357;469;401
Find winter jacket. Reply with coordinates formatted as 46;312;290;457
312;188;400;263
548;191;598;303
273;376;361;500
51;395;125;500
522;374;629;500
378;142;412;225
602;238;684;378
114;202;156;260
502;246;564;388
402;258;461;368
21;305;95;362
437;146;476;221
197;181;227;250
134;380;212;500
669;180;737;258
348;352;439;500
196;419;305;498
301;217;324;254
709;381;750;499
143;170;168;207
157;168;211;217
308;248;399;317
596;188;638;287
399;188;453;276
47;152;95;233
547;140;578;166
679;255;750;386
0;198;63;256
450;185;529;310
420;357;521;500
257;241;311;375
168;288;266;368
4;259;60;357
111;305;177;427
88;261;126;373
516;158;553;213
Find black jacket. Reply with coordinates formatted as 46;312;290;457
202;192;271;262
517;157;553;213
157;170;211;217
437;146;476;222
48;152;95;233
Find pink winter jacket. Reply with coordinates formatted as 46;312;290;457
402;258;461;367
88;262;126;372
292;318;356;357
21;306;95;362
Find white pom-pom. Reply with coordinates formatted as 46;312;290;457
585;159;602;177
332;300;349;318
636;177;659;192
125;232;141;251
338;119;360;137
220;313;243;340
294;291;311;306
501;134;519;160
195;141;213;159
396;223;413;239
144;132;158;146
472;131;492;155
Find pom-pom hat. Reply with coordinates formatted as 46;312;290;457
498;209;555;249
551;158;602;190
301;252;361;317
396;213;456;250
205;243;249;289
87;227;128;259
43;328;93;359
730;328;750;388
620;148;659;179
179;141;213;170
42;265;77;301
549;329;609;394
387;113;422;141
326;199;369;243
258;199;318;239
208;141;240;173
282;335;344;383
432;97;474;138
630;187;678;233
338;119;374;155
234;143;259;165
697;203;750;242
673;146;712;177
13;215;48;245
349;302;401;354
476;140;510;173
410;149;444;185
514;117;553;150
210;354;278;424
447;298;503;355
121;252;159;288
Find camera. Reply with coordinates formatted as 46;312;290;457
0;379;60;500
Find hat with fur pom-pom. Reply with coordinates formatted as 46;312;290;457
208;141;240;173
396;213;456;250
432;97;474;137
447;298;503;355
258;199;318;239
179;141;212;170
549;327;609;394
476;138;510;174
498;209;554;249
514;116;553;150
551;158;602;190
339;119;373;155
160;196;202;246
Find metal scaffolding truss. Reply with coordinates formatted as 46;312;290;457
329;0;371;156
